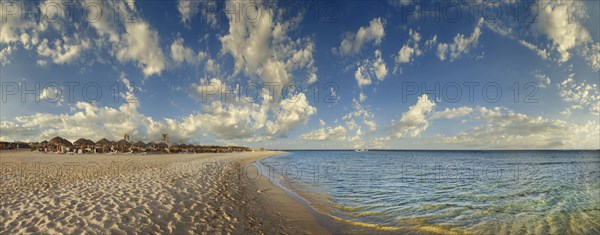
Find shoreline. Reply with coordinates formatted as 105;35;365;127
239;151;332;234
249;152;413;235
249;152;440;235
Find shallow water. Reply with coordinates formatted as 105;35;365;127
258;150;600;234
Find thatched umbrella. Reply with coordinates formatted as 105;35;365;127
40;140;48;151
74;138;89;147
95;138;111;153
133;141;146;152
85;139;95;146
48;136;64;146
133;141;146;147
95;138;111;147
145;142;156;151
49;136;72;151
116;139;130;146
116;139;131;152
62;140;73;148
169;143;183;153
156;142;168;152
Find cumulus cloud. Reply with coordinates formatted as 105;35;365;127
354;49;388;88
437;18;483;61
219;2;317;99
336;18;385;56
395;29;422;64
372;50;388;80
0;0;167;75
534;71;551;88
170;36;205;66
116;22;166;76
396;45;416;64
391;94;435;138
330;99;380;149
394;28;428;74
265;93;317;137
1;77;316;142
0;46;14;65
558;74;600;115
432;107;473;119
39;86;64;105
300;125;347;141
582;42;600;71
177;0;201;26
438;107;600;149
36;35;90;65
177;0;219;27
354;65;372;88
535;0;591;62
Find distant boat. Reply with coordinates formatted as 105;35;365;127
354;149;368;152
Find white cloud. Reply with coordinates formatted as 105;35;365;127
354;49;388;88
582;42;600;71
307;73;318;84
85;0;121;43
36;35;90;65
1;77;317;142
359;92;367;102
177;0;201;26
424;35;437;49
438;107;600;149
0;45;14;65
39;86;64;105
336;18;385;56
558;74;600;115
265;93;317;137
483;20;549;60
436;43;449;61
535;0;591;62
391;94;435;138
394;29;430;74
354;66;372;88
534;71;551;88
396;45;415;64
178;0;217;27
520;40;550;60
437;18;483;61
170;36;204;66
219;2;317;99
341;98;378;139
372;50;388;81
432;107;473;119
116;21;166;76
300;125;347;141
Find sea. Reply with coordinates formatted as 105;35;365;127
256;150;600;234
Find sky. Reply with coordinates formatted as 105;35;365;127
0;0;599;149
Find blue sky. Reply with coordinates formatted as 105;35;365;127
0;0;599;149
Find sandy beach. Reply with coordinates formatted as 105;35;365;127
0;150;329;234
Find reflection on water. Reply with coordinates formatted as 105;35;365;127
258;151;600;234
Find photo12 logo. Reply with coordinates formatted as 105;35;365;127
1;81;138;104
401;81;540;104
0;1;142;24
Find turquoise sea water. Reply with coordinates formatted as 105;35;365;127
257;151;600;234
